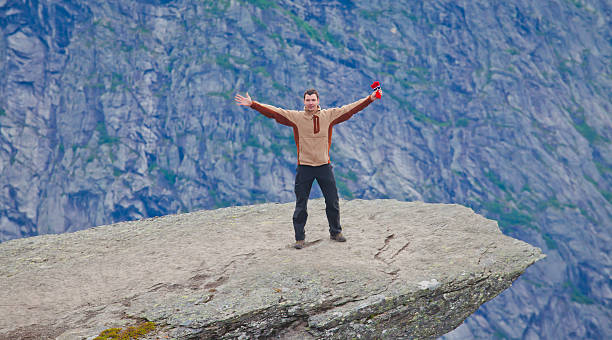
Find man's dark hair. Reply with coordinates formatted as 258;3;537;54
303;88;319;100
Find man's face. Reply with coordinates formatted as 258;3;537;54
304;93;319;111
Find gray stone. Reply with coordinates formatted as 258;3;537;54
0;199;544;339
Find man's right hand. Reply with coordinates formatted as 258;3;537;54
234;92;252;106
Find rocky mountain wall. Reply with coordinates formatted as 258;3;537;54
0;0;610;338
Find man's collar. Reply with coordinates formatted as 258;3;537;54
304;105;321;115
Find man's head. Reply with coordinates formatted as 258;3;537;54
303;88;319;111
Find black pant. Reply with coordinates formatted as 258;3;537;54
293;163;341;241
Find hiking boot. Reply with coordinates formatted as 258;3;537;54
294;240;305;249
330;233;346;242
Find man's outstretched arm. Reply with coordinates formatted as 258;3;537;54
235;92;295;126
329;88;382;124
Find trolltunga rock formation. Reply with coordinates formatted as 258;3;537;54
0;199;544;339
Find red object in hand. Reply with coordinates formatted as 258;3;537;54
371;81;382;99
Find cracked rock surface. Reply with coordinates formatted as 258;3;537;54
0;199;544;339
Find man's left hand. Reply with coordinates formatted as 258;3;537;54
370;89;382;101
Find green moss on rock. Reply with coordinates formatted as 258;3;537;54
94;322;155;340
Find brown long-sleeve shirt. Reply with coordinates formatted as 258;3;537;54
249;95;374;166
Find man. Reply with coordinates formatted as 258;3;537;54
235;87;381;249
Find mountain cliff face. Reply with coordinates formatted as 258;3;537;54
0;0;610;338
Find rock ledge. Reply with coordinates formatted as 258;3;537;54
0;199;544;339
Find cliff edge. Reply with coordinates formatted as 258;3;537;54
0;199;544;339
